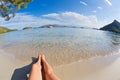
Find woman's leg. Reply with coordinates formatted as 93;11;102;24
28;54;60;80
41;54;60;80
29;54;42;80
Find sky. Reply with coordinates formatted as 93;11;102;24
0;0;120;29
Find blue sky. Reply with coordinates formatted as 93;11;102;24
0;0;120;29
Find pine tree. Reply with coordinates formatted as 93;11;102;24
0;0;32;20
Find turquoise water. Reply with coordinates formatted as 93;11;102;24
0;28;120;66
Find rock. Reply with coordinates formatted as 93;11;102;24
100;20;120;33
23;27;32;30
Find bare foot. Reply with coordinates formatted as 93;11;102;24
41;54;60;80
29;54;42;80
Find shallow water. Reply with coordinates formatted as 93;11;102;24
0;28;120;66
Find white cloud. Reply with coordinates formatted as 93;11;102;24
80;1;88;6
105;0;112;6
42;12;99;27
0;13;61;29
0;12;109;29
92;10;97;13
42;13;61;20
42;13;59;17
97;6;103;10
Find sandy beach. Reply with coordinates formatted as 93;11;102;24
54;54;120;80
1;53;120;80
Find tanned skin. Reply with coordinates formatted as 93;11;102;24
29;54;60;80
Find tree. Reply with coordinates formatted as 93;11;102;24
0;0;32;21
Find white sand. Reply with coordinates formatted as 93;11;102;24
0;54;31;80
54;54;120;80
0;54;15;80
1;53;120;80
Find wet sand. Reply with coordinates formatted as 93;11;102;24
1;53;120;80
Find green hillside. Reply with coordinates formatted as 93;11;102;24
0;26;15;34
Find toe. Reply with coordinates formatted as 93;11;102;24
37;54;42;62
41;54;46;61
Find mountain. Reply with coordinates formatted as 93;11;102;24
39;24;74;28
0;26;17;34
21;24;98;31
100;20;120;33
39;24;98;30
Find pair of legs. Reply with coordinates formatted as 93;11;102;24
29;54;60;80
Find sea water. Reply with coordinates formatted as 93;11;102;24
0;28;120;66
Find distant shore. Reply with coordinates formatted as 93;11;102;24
0;26;17;34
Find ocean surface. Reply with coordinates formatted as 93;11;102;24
0;28;120;66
